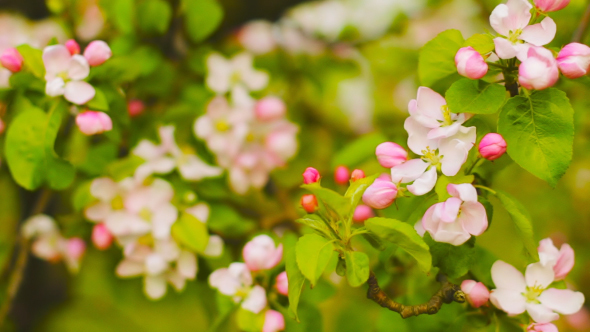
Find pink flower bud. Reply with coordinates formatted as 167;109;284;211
303;167;320;184
353;205;374;223
362;179;398;209
527;323;558;332
275;271;288;296
557;43;590;79
351;169;365;182
66;237;86;260
92;223;113;250
65;39;80;55
461;280;490;308
478;133;507;160
76;111;113;135
128;99;145;117
0;48;24;73
301;194;318;213
0;118;5;135
455;47;488;80
534;0;570;12
518;47;559;90
242;235;283;271
255;96;286;121
334;165;350;185
263;310;285;332
538;238;575;281
375;142;408;168
83;40;112;66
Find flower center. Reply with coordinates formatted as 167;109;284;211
230;71;242;85
440;105;454;126
421;146;442;166
57;71;70;82
215;120;230;132
508;29;523;44
139;208;153;221
523;285;544;304
111;196;124;210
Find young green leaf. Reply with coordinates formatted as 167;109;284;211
498;88;574;186
425;234;476;279
183;0;224;43
362;230;386;251
446;79;506;114
364;217;432;272
302;182;351;221
86;87;109;111
345;251;370;287
345;173;379;208
418;29;464;89
16;44;45;78
295;233;335;287
295;214;332;238
137;0;172;35
284;234;306;321
495;190;538;260
463;34;495;55
171;212;210;253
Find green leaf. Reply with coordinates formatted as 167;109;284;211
302;182;351;221
494;190;538;260
171;212;210;253
362;230;385;251
470;246;497;288
434;174;474;202
0;173;21;273
295;234;334;287
425;234;476;278
72;181;94;212
296;214;331;238
284;233;306;321
207;203;257;237
86;88;109;111
236;308;265;332
101;0;135;34
16;44;45;78
418;29;464;88
137;0;172;35
183;0;224;43
344;173;379;208
107;155;145;181
344;251;369;287
463;34;495;55
365;217;432;272
5;99;74;190
446;79;506;114
498;88;574;186
8;71;45;91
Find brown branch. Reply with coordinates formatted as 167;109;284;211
366;271;465;318
573;1;590;43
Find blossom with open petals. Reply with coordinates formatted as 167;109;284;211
538;238;575;281
209;262;267;313
490;260;585;323
243;235;283;271
43;44;95;104
206;52;268;95
490;0;556;59
422;183;488;245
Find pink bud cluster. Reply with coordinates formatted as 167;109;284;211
361;142;407;210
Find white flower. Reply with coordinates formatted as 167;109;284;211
209;262;267;313
206;52;268;95
490;260;585;323
42;44;95;104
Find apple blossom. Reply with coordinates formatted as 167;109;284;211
65;39;80;55
206;52;268;95
538;238;574;281
534;0;570;12
133;125;222;182
490;0;556;59
303;167;321;184
335;165;350;184
43;44;95;104
301;194;318;213
92;223;113;250
128;99;145;117
275;271;288;296
75;111;112;135
527;323;558;332
422;183;488;245
353;204;375;222
351;169;365;181
237;20;277;55
255;96;286;121
375;142;408;168
461;280;490;308
242;235;283;272
209;262;267;313
557;43;590;79
83;40;112;66
455;46;488;79
263;310;285;332
362;179;398;209
0;47;23;72
479;133;507;160
490;260;585;323
518;46;559;90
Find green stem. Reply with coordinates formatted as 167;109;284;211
474;185;497;195
466;157;485;175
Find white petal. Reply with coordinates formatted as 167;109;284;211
209;268;240;296
405;117;438;155
458;201;488;236
241;285;267;314
526;303;560;323
45;77;65;97
525;262;555;289
447;183;478;202
90;177;119;201
84;202;111;222
68;54;90;80
229;167;250;194
407;166;437;196
431;216;471;245
494;37;519;60
64;81;95;105
206;53;232;93
149;157;176;174
538;288;585;315
144;275;167;300
520;17;556;46
177;250;197;279
203;235;224;257
490;289;526;314
491;260;526;292
116;260;145;277
489;4;510;35
178;155;223;180
185;203;210;223
167;270;187;291
133;140;163;160
145;253;168;275
415;86;446;121
390;158;430;184
151;204;178;240
42;45;70;78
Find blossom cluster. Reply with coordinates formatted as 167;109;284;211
209;235;287;332
195;52;298;194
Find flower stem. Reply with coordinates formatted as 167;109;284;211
474;185;497;195
573;2;590;43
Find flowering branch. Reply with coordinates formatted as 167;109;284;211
366;271;466;318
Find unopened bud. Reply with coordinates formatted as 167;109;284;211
65;39;81;55
455;47;488;80
362;179;397;209
92;223;113;250
0;48;24;73
255;96;286;121
275;271;288;296
334;165;350;185
478;133;507;160
461;280;490;308
351;169;365;182
128;99;145;117
76;111;113;135
557;43;590;79
353;205;374;223
83;40;112;66
375;142;408;168
303;167;320;184
301;194;318;213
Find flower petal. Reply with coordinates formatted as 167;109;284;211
447;183;478;202
178;155;224;181
526;303;560;323
407;166;437;196
520;17;557;46
404;117;437;155
42;45;70;79
459;201;488;236
490;289;526;314
538;288;585;315
390;158;430;184
494;37;519;60
144;275;167;300
68;54;90;80
525;262;555;289
64;80;95;105
241;285;267;314
491;260;526;292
